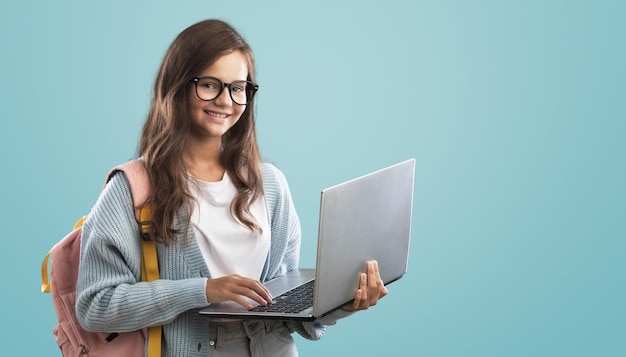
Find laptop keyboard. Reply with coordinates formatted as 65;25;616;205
251;280;315;313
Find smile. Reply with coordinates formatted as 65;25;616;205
205;110;229;119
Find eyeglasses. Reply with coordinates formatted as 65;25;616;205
191;76;259;105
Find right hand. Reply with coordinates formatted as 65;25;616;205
205;274;273;310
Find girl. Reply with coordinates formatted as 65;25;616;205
76;19;387;356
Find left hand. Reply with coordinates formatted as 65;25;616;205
342;260;388;312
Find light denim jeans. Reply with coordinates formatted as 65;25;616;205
207;320;298;357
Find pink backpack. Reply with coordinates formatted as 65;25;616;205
41;159;161;356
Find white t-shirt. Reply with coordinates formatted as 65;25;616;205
188;172;270;279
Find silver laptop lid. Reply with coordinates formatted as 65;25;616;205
313;158;415;316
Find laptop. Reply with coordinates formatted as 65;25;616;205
199;158;415;321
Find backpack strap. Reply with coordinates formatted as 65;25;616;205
106;158;151;223
108;159;162;357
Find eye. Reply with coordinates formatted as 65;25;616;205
231;82;247;93
201;82;217;89
197;78;221;90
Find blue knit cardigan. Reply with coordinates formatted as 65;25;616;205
76;162;349;356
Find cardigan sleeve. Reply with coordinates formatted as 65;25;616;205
75;173;208;332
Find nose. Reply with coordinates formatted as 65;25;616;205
213;86;233;106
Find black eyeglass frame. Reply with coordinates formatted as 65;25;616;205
191;76;259;105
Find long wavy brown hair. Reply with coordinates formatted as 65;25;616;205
138;19;262;244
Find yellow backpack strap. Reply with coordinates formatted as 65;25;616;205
147;325;163;357
143;237;161;357
73;216;87;230
112;159;161;356
139;204;161;357
41;252;51;293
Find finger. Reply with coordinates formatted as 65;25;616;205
343;273;367;312
356;272;369;309
246;280;273;303
236;281;272;306
373;260;380;279
348;274;365;311
372;261;382;289
368;261;386;306
359;272;368;305
368;261;378;289
371;260;387;298
366;261;380;305
351;288;363;310
379;279;388;297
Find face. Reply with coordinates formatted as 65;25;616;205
188;50;249;141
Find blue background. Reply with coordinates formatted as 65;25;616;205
1;1;624;356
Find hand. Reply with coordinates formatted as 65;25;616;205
342;260;388;312
205;274;273;310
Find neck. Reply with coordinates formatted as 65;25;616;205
183;137;225;182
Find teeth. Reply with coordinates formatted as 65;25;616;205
207;111;227;118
